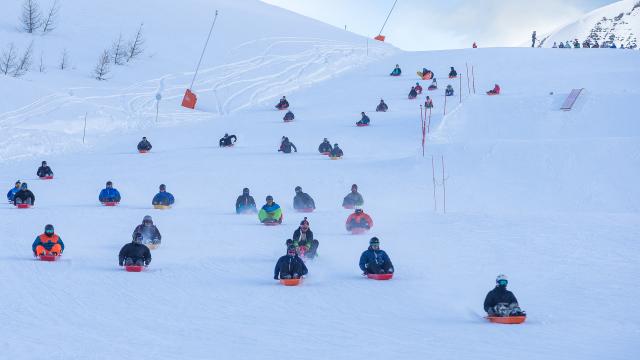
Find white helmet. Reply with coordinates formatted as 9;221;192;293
496;274;508;284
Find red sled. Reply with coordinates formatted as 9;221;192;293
16;203;32;209
367;273;393;280
125;265;144;272
428;86;438;91
296;208;314;213
486;315;526;324
39;175;54;180
38;254;60;262
280;278;302;286
276;105;289;111
321;152;331;156
101;201;119;207
487;92;499;96
138;150;149;154
263;216;283;226
350;227;368;235
449;76;458;79
356;123;370;127
408;95;417;100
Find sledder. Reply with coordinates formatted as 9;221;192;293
318;138;333;154
287;217;319;259
428;78;438;91
275;96;289;110
236;187;257;214
415;82;423;94
119;233;152;268
293;186;315;212
424;96;434;109
408;86;418;99
356;112;370;126
417;68;434;80
132;215;162;248
152;184;175;208
484;274;526;321
274;245;308;281
359;237;394;277
99;181;121;205
259;195;283;224
278;136;297;153
37;161;54;178
330;143;343;159
137;137;152;152
283;110;295;122
445;84;454;97
342;184;364;209
389;64;401;76
32;224;64;259
13;183;35;207
346;208;373;233
376;99;388;112
487;84;501;95
219;133;237;147
448;67;458;78
7;180;21;203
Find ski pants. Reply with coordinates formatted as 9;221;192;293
124;258;145;266
35;244;62;255
348;219;370;230
278;263;305;279
488;303;522;316
366;262;393;274
15;197;33;205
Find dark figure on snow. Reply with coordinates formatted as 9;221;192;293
424;96;434;109
278;136;297;153
288;217;319;259
330;143;343;158
408;86;418;99
137;137;152;151
342;184;364;208
357;112;370;126
13;182;35;206
219;133;237;147
390;64;401;76
7;180;21;202
445;85;454;97
152;184;175;206
293;186;316;210
472;42;477;48
346;208;373;231
132;215;162;246
449;67;458;78
236;187;257;214
487;84;501;95
484;274;525;317
119;233;152;267
573;39;580;48
552;42;558;48
318;138;333;153
99;181;121;203
592;42;600;48
37;161;53;177
359;237;394;275
274;245;308;280
415;82;423;94
428;78;438;91
32;224;64;257
283;110;295;122
376;99;388;112
559;42;565;48
275;96;289;110
531;31;537;48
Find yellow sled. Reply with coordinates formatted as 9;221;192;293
153;204;171;210
146;243;160;250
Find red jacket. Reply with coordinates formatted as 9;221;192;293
345;212;374;230
493;85;501;94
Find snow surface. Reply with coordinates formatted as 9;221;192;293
1;1;639;359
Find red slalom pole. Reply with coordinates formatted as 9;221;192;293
428;107;432;134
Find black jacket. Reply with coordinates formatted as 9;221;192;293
132;224;162;244
293;192;315;209
279;140;297;153
376;102;388;112
119;242;152;266
449;69;457;77
358;115;370;125
274;254;308;279
236;194;256;211
318;141;332;153
283;111;294;121
219;135;237;147
331;146;343;157
137;140;152;151
14;189;35;204
292;228;314;244
483;285;518;312
408;88;418;98
37;166;53;177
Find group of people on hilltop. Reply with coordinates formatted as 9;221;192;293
552;39;632;49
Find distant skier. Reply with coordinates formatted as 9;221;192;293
357;112;370;126
219;133;237;147
472;42;477;48
288;217;319;258
531;31;537;47
420;68;434;80
552;42;558;48
259;195;283;224
32;224;64;257
7;180;21;202
132;215;162;247
99;181;121;203
278;136;297;153
592;42;600;48
408;86;418;99
275;96;289;110
359;237;394;275
445;84;454;97
428;78;438;91
573;39;580;48
346;208;373;231
119;233;152;267
559;42;565;48
582;40;591;48
415;82;423;94
236;187;257;214
318;138;333;154
330;143;343;158
13;182;35;206
484;274;526;317
448;67;458;78
152;184;175;206
389;64;401;76
487;84;501;95
37;161;53;178
424;96;434;109
293;186;315;210
564;41;571;48
283;110;295;122
610;43;617;48
376;99;388;112
274;245;308;280
137;137;152;152
342;184;364;208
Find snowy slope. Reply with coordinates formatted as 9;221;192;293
540;0;640;48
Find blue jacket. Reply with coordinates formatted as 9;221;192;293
152;191;175;206
99;188;121;202
261;203;280;212
7;187;20;202
359;247;392;271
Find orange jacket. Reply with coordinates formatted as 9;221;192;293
32;233;64;253
345;212;373;230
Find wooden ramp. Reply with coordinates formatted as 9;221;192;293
560;88;583;111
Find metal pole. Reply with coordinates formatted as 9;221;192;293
190;10;219;90
472;65;476;94
442;155;446;213
82;112;87;144
459;74;462;103
378;0;398;35
431;155;437;211
443;93;447;116
155;93;161;122
465;62;471;94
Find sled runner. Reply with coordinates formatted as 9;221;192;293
101;201;119;207
138;150;149;154
125;265;144;272
280;278;302;286
486;315;526;324
356;123;370;127
367;273;393;280
16;203;32;209
39;176;54;180
38;254;60;262
330;156;342;160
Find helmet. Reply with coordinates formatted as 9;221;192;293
300;217;309;226
416;82;419;85
496;274;508;285
224;133;228;137
295;186;302;193
369;237;380;245
143;215;153;224
142;137;147;140
133;232;143;244
15;180;21;186
355;208;363;214
266;195;273;202
106;181;113;187
287;245;296;254
323;138;328;141
351;184;358;190
42;161;47;165
242;187;249;194
334;143;338;147
361;112;365;115
44;224;54;234
21;183;28;189
159;184;166;191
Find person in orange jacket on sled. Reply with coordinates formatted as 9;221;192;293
346;208;373;231
32;224;64;257
487;84;501;95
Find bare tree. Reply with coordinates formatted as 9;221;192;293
13;41;34;77
94;49;111;80
20;0;42;33
41;0;60;33
111;33;125;65
39;50;45;72
126;23;145;62
59;48;69;70
0;43;18;75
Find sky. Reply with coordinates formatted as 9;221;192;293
261;0;619;50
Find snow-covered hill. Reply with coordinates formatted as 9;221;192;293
540;0;640;48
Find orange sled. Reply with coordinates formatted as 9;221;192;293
280;278;303;286
486;315;526;324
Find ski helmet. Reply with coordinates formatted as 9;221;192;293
143;215;153;224
351;184;358;191
21;183;28;189
266;195;273;202
15;180;21;186
159;184;166;191
133;233;143;244
42;161;47;165
496;274;508;285
295;186;302;193
142;137;147;140
242;187;250;195
369;237;380;246
44;224;54;234
106;181;113;187
334;143;338;147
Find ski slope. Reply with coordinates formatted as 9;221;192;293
1;1;639;359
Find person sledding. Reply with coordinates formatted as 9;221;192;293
137;137;152;152
415;82;423;94
484;274;526;317
346;208;373;232
376;99;388;112
219;133;237;147
132;215;162;248
389;64;401;76
448;67;458;78
259;195;283;224
330;143;343;158
119;233;152;267
275;96;289;110
37;161;54;178
419;68;434;80
445;84;454;97
342;184;364;209
472;42;477;48
152;184;175;207
293;186;316;211
357;112;370;126
7;180;21;203
424;96;434;109
408;86;418;99
99;181;121;204
359;237;394;275
278;136;297;153
318;138;333;154
283;110;295;122
487;84;501;95
32;224;64;257
287;217;319;259
428;78;438;91
236;187;257;214
13;182;35;206
274;245;308;280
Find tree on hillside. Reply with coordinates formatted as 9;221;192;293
59;48;69;70
94;49;111;80
20;0;42;33
41;0;60;33
126;23;145;62
0;43;18;75
13;41;34;77
111;33;126;65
